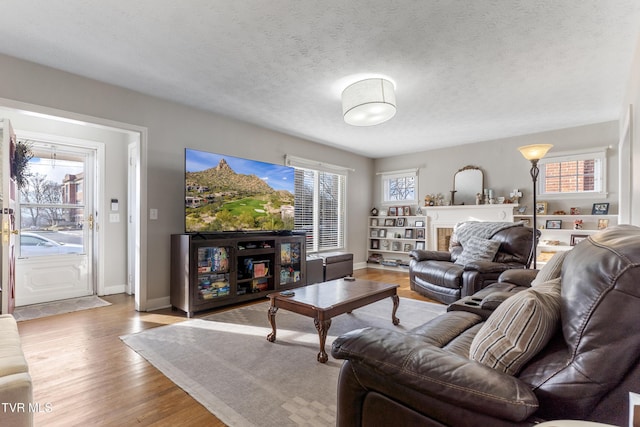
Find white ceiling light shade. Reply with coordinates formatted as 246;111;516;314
342;78;396;126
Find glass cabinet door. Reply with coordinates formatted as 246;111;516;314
196;246;231;301
279;241;302;286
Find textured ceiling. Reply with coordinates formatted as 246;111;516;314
1;1;639;158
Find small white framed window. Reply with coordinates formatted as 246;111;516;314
538;148;607;198
380;169;418;205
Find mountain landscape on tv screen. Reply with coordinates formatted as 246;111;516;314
185;157;294;232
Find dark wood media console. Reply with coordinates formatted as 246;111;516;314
170;232;306;317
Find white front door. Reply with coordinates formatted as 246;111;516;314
0;119;17;314
15;141;96;306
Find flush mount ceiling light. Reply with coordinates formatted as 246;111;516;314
342;78;396;126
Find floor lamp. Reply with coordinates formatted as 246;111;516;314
518;144;553;269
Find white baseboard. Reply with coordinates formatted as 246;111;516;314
354;261;368;270
100;284;126;295
145;296;171;312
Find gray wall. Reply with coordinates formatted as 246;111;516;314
0;53;373;308
374;121;619;216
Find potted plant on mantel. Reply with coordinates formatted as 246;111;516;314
12;140;33;189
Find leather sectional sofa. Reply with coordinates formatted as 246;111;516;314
333;225;640;426
409;222;535;304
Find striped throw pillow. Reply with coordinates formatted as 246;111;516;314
469;278;561;375
531;251;567;286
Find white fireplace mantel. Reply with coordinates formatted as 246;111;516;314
424;204;518;250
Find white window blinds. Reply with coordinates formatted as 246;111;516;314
289;158;347;253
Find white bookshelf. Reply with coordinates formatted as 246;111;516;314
367;215;427;270
514;213;618;264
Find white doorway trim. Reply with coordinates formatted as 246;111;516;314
619;104;633;224
127;141;139;296
0;97;149;311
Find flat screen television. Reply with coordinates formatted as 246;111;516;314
184;148;295;233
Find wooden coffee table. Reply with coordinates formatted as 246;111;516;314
266;278;400;363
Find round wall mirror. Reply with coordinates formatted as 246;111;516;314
453;166;483;205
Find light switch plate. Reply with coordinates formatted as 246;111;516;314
150;208;158;220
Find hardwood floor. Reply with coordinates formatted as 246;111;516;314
16;268;437;426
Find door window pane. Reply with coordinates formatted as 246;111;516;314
18;151;86;257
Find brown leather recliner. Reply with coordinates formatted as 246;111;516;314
409;223;536;304
332;225;640;426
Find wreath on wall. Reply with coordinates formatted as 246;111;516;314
12;140;33;189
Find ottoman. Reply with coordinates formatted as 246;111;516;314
321;252;353;281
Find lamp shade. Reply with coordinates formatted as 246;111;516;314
518;144;553;160
342;78;396;126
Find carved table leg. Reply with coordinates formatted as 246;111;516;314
267;305;278;342
391;294;400;325
314;318;332;363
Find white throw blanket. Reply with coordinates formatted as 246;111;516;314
451;221;523;247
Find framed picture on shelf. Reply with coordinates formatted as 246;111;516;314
396;218;406;227
415;241;425;250
415;220;425;227
535;202;548;214
403;206;411;216
370;229;378;238
384;218;396;226
404;229;414;239
388;207;397;216
403;243;412;252
545;219;562;229
598;219;609;230
370;218;378;226
371;239;380;249
570;234;589;246
416;228;425;239
378;229;387;238
392;241;401;251
592;202;609;215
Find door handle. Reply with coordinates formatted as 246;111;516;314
88;214;94;230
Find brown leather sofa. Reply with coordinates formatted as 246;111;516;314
332;225;640;426
409;223;535;304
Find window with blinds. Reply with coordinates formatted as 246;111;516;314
294;168;346;252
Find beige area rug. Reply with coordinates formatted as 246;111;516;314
13;295;112;322
121;297;445;427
